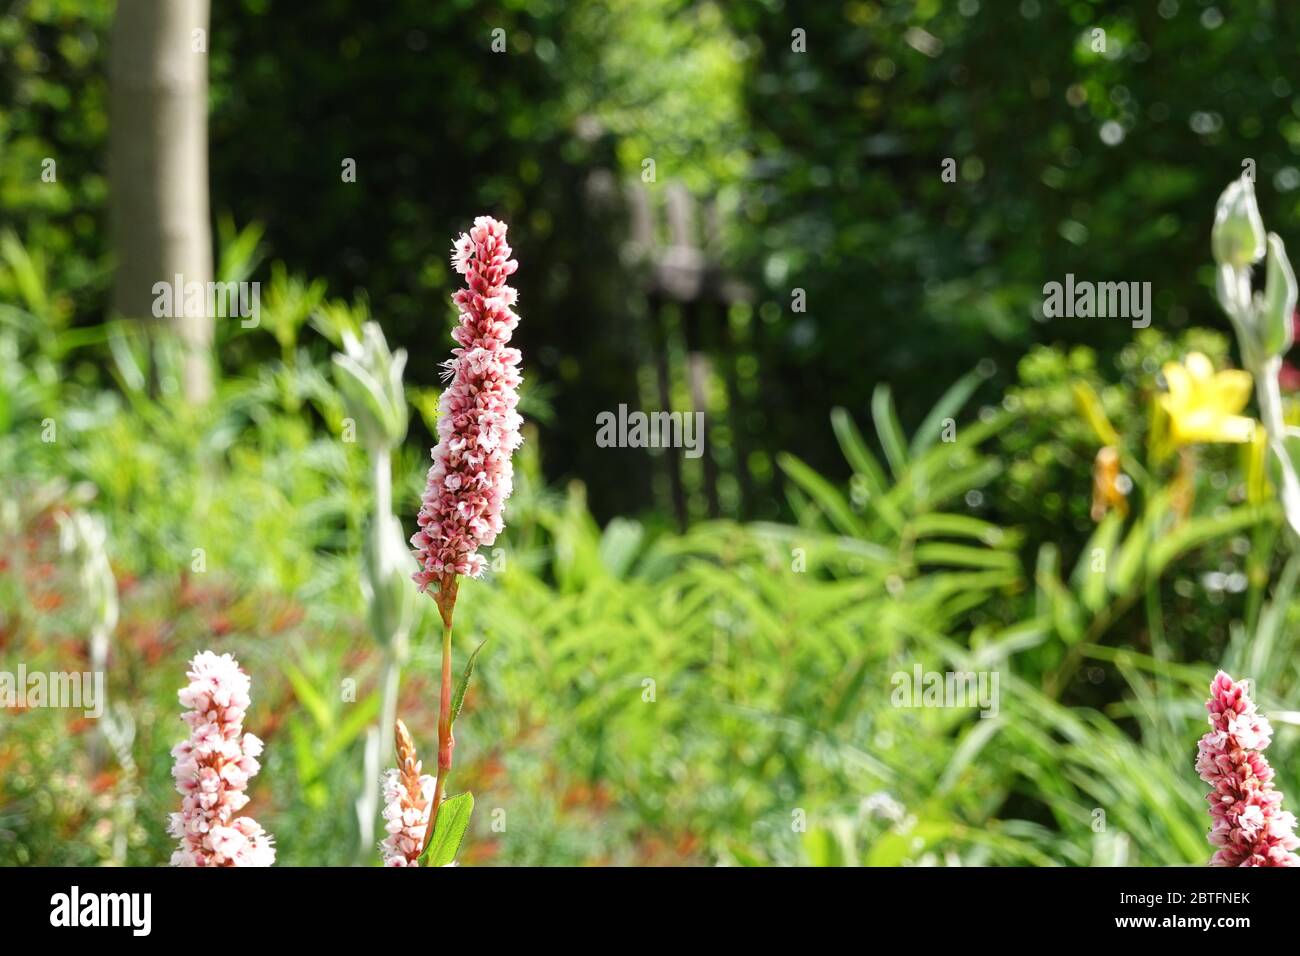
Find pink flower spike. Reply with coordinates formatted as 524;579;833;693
1196;671;1300;867
379;719;438;866
412;216;524;589
168;651;276;867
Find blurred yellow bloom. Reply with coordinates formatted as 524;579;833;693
1159;352;1256;446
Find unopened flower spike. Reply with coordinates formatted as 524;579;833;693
379;719;436;866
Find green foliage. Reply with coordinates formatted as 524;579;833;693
7;0;1300;865
420;792;475;868
450;640;486;727
0;0;112;304
5;224;1300;866
21;2;1300;525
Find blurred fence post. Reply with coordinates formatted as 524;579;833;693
624;179;750;526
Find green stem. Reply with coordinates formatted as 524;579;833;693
1145;580;1167;664
372;445;391;526
379;649;401;762
1243;521;1277;634
1043;589;1140;700
1225;262;1300;547
357;443;403;861
357;647;403;862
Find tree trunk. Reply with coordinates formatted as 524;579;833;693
108;0;213;404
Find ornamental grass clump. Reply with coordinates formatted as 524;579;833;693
168;652;275;866
383;215;523;867
1196;671;1300;867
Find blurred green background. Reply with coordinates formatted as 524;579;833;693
3;0;1300;866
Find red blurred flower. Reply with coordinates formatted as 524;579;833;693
1280;309;1300;391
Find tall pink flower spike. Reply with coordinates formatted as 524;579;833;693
1196;671;1300;866
168;651;276;866
411;215;524;588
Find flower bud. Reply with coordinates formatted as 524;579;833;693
332;322;409;450
1212;176;1266;268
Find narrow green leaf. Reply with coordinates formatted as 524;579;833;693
911;368;984;456
938;717;1004;795
777;452;867;537
911;512;1018;548
913;541;1019;571
282;660;332;731
1073;511;1122;614
1260;233;1297;356
420;791;475;867
829;407;904;530
871;384;909;478
1246;555;1300;679
1147;506;1269;579
451;640;487;725
1035;544;1082;643
319;692;381;766
830;406;889;493
1109;512;1150;599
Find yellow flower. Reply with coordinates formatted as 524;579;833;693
1159;352;1255;446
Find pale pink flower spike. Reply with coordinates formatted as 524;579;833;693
168;651;276;867
411;216;524;586
1196;671;1300;867
379;720;436;866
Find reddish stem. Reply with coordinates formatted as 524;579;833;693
422;574;459;855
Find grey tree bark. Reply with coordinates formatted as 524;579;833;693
108;0;213;404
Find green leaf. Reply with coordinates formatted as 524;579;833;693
420;791;475;867
911;367;984;456
913;541;1019;571
830;407;888;491
777;452;868;537
1035;544;1082;644
598;517;644;578
1109;511;1151;599
451;640;487;725
1260;233;1297;357
829;407;904;530
282;660;332;731
938;717;1004;795
318;692;381;766
1271;430;1300;536
911;512;1018;548
1244;555;1300;680
1147;506;1269;579
871;384;909;479
1072;511;1122;614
